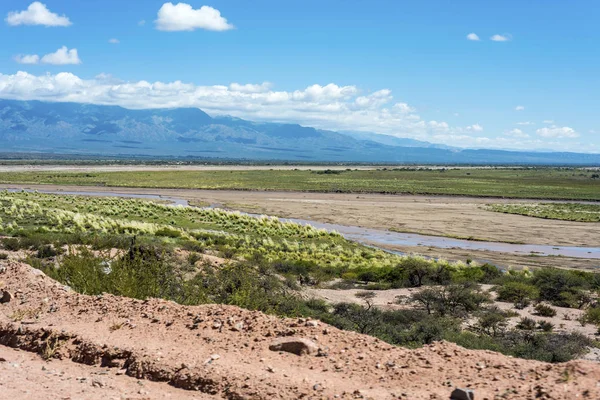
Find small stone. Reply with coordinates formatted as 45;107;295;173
232;322;244;332
0;290;12;304
450;387;475;400
305;320;319;327
266;366;275;373
269;337;319;356
91;379;105;388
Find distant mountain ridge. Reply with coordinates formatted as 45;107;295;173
0;99;599;165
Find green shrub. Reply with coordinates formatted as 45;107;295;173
582;307;600;326
534;303;557;317
516;317;537;331
0;252;8;260
496;282;539;309
154;227;181;238
537;321;554;332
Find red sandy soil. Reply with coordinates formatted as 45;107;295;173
2;260;600;399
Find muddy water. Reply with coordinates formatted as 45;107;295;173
6;188;600;260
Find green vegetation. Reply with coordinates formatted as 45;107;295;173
1;167;599;200
486;202;600;222
1;190;599;363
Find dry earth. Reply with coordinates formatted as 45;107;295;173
2;261;600;399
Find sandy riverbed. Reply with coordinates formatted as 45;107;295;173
1;184;598;269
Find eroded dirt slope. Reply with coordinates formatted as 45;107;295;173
1;260;600;399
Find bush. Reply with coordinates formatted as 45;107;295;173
537;321;554;332
496;282;539;309
531;268;590;307
36;244;59;259
582;307;600;326
516;317;537;331
154;227;181;238
534;303;557;317
0;252;8;260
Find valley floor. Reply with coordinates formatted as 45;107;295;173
1;183;597;270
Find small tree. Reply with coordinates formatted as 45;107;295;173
402;258;433;287
476;307;508;336
496;282;539;309
355;291;377;310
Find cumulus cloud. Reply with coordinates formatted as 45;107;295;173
505;128;529;138
466;33;480;41
466;124;483;132
429;121;450;131
515;105;525;111
516;121;534;126
14;54;40;64
536;126;579;138
39;46;81;65
108;38;120;44
13;47;81;65
229;82;272;93
491;34;511;42
6;2;71;27
155;3;234;31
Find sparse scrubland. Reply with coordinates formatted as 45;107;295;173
1;167;599;200
1;190;600;364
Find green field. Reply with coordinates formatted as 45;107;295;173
1;168;599;200
486;203;600;222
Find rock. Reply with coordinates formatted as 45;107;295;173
91;379;105;388
231;321;244;332
305;320;319;327
269;337;319;356
0;290;12;304
450;388;475;400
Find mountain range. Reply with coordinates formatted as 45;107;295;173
1;99;599;164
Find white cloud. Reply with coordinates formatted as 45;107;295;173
516;121;534;126
155;3;234;31
108;38;120;44
6;2;71;27
491;34;511;42
428;121;449;131
504;128;529;138
40;46;81;65
466;124;483;132
14;54;40;64
543;120;554;124
229;82;272;93
515;105;525;111
466;33;480;41
536;126;579;138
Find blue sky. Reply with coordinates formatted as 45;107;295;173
0;0;598;152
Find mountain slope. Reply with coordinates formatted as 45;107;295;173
0;99;599;164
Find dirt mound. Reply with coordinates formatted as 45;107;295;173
1;260;600;399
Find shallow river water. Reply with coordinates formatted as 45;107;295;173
7;188;600;260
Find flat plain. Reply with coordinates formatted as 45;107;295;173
0;167;598;200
